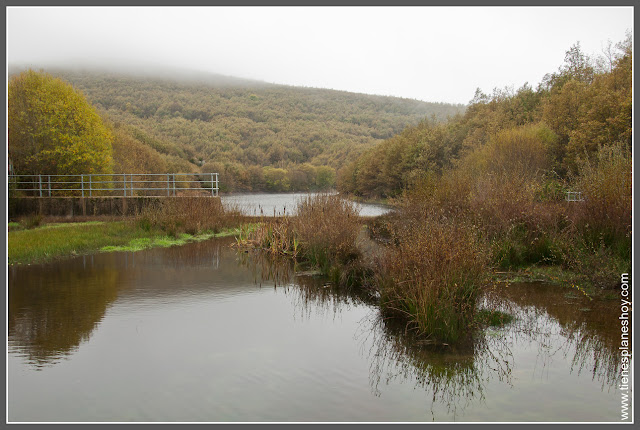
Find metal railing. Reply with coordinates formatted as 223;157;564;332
8;173;219;197
565;191;584;202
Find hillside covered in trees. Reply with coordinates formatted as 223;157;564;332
9;66;463;192
337;37;632;198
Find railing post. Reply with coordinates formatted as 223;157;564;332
167;174;170;196
89;174;92;197
38;175;42;197
48;175;51;197
215;173;219;197
123;174;127;197
81;174;85;198
210;173;214;196
173;174;176;196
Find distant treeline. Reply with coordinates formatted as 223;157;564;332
38;68;464;192
337;38;632;198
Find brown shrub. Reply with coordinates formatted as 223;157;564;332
377;211;489;343
138;197;242;236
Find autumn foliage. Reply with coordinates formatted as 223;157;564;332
8;70;114;176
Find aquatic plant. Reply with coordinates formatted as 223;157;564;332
137;196;244;236
375;206;489;344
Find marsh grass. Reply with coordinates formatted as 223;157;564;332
376;211;489;344
293;193;361;268
8;218;248;265
137;196;244;236
8;221;156;265
235;193;363;276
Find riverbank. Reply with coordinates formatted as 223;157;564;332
7;218;248;266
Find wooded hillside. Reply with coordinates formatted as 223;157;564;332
337;37;632;198
27;67;464;192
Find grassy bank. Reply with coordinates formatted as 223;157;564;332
8;197;246;265
8;220;246;265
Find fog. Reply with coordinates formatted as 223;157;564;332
7;6;633;104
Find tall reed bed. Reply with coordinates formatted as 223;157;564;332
376;206;489;344
235;193;362;271
138;196;244;236
293;193;361;268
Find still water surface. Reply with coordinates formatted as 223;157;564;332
8;237;630;422
221;192;391;217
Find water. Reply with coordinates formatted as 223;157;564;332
8;238;631;422
221;192;391;217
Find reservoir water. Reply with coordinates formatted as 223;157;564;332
7;236;630;422
221;192;391;217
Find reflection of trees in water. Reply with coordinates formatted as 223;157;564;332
236;248;514;418
483;282;625;390
357;313;514;419
237;249;625;416
236;248;373;321
8;261;123;368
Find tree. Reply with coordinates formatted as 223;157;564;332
9;70;114;175
315;165;336;190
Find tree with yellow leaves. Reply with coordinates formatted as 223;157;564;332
9;69;113;175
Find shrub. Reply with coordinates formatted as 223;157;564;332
376;210;489;344
138;197;242;236
569;142;631;248
235;193;362;273
292;193;361;268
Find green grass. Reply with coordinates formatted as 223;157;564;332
8;221;245;265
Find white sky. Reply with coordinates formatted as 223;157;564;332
6;6;634;105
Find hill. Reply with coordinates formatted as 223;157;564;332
11;65;464;192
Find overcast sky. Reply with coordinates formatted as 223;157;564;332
6;6;633;105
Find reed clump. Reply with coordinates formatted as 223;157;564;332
138;196;243;236
236;218;300;257
235;193;362;277
376;206;489;344
292;193;361;269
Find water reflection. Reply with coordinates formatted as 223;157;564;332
8;258;123;368
235;249;628;418
358;313;514;419
484;282;628;390
8;238;628;421
236;249;513;418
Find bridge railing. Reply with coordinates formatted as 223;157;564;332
565;191;584;202
8;173;219;197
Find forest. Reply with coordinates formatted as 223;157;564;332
8;66;463;192
337;39;632;198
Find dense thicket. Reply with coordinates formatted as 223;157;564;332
27;68;463;192
348;36;631;296
338;37;632;198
